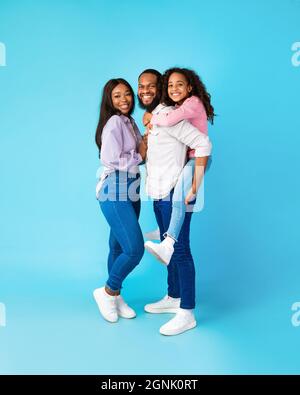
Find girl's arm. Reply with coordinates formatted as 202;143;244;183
185;156;208;204
151;96;203;127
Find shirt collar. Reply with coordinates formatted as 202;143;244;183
152;104;174;115
119;114;132;123
152;104;165;115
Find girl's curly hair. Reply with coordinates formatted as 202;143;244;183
161;67;215;124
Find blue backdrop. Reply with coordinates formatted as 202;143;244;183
0;0;300;374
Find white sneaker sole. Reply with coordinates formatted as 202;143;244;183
160;320;197;336
117;310;136;319
144;243;169;265
93;289;118;323
144;305;179;314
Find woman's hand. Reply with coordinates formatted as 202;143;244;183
185;188;197;205
143;112;153;126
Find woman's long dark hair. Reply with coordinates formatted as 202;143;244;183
95;78;135;152
161;67;215;124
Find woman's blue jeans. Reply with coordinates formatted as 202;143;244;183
98;171;144;292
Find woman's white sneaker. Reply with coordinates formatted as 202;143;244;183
93;287;118;323
159;309;196;336
116;295;136;319
144;295;180;314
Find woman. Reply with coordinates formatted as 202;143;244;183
94;78;147;323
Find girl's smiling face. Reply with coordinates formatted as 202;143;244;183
111;83;133;115
167;72;192;105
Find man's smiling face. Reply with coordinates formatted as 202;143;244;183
138;73;159;108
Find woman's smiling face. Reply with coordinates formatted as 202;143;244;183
167;72;192;105
111;83;133;115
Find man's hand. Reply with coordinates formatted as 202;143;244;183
146;123;153;133
139;133;148;160
143;129;149;145
143;112;153;126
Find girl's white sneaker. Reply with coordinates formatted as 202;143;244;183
144;228;161;241
144;238;174;265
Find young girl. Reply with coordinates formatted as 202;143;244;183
94;78;147;323
144;67;215;265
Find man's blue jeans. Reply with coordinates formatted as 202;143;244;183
154;190;195;309
98;171;144;292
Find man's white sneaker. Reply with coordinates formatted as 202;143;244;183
93;287;118;323
116;295;136;319
144;295;180;314
144;238;174;265
159;309;197;336
144;228;161;241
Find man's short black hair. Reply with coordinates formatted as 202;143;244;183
138;69;162;81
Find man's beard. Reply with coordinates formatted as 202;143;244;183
137;95;161;113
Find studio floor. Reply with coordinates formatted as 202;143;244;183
1;255;299;375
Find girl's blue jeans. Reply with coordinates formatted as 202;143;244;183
166;159;196;241
166;157;211;241
98;171;144;292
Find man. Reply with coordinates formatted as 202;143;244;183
138;69;212;336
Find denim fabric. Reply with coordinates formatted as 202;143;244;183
153;190;196;309
166;156;212;241
166;159;196;241
99;171;144;291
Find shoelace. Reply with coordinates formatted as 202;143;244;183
107;297;117;308
117;298;128;308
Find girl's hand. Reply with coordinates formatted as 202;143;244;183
185;188;197;205
143;112;153;126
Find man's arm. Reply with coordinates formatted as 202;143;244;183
138;131;148;161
